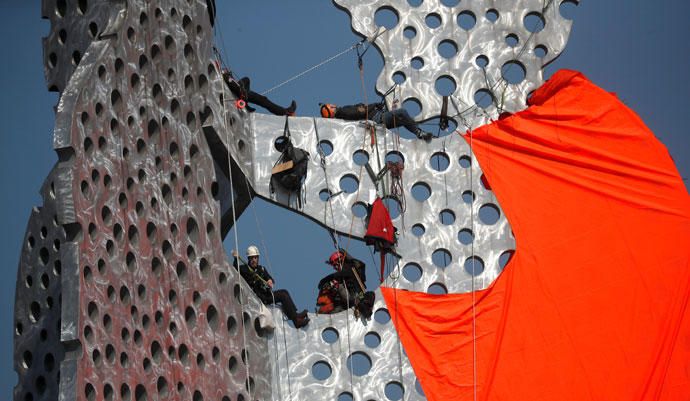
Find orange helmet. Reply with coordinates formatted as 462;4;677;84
320;103;337;118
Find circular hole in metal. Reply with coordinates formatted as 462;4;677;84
505;33;519;47
346;351;372;376
338;393;353;401
319;140;333;156
365;332;381;348
385;381;405;401
432;249;452;268
458;228;474;245
435;75;456;96
407;0;422;6
425;13;442;28
392;71;406;84
207;305;219;331
427;283;448;294
479;203;501;225
437;40;458;59
411;224;425;237
411;57;424;70
459;155;472;168
321;327;339;344
403;263;423;282
441;0;460;6
374;308;391;324
474;89;494;109
560;0;578;20
227;315;237;335
457;10;476;30
157;377;168;397
353;149;369;166
499;250;515;270
501;60;527;84
382;196;402;219
464;256;485;276
312;361;332;380
339;174;359;194
402;98;422;117
534;44;548;58
385;151;404;165
440;209;455;225
462;190;476;204
486;9;499;22
375;6;399;29
430;152;450;172
352;202;368;218
403;26;416;39
411;182;431;202
85;383;96;401
475;55;489;69
524;11;545;33
319;189;332;202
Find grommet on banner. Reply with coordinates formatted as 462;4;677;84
235;99;246;109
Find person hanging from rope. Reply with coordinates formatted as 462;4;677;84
232;245;310;328
319;99;433;142
317;249;375;318
221;69;297;116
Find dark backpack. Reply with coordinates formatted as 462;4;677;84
270;117;310;206
272;142;309;192
355;291;375;320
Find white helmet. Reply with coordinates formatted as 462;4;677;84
246;245;260;257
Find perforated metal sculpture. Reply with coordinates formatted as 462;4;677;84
14;1;578;401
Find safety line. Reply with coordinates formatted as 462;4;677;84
216;58;254;401
261;41;363;96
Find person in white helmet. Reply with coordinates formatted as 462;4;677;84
232;245;309;328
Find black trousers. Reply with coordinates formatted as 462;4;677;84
270;289;298;320
226;77;289;116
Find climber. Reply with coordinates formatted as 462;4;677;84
317;249;373;318
222;70;297;116
232;246;309;328
320;101;433;141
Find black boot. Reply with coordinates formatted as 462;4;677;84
285;100;297;116
293;313;310;329
414;128;433;142
295;309;308;319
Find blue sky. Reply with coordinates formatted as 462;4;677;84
1;1;688;396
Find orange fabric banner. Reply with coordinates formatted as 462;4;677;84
382;70;690;401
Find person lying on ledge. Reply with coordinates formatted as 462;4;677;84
222;69;296;116
319;101;432;141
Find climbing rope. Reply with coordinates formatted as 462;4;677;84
240;178;293;401
448;0;556;124
313;117;343;251
469;124;478;401
215;58;255;401
261;40;364;96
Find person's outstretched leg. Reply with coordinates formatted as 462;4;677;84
271;289;297;319
246;91;296;116
272;289;309;328
383;109;432;141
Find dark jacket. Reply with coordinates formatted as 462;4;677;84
233;258;273;304
318;256;366;294
334;103;382;121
